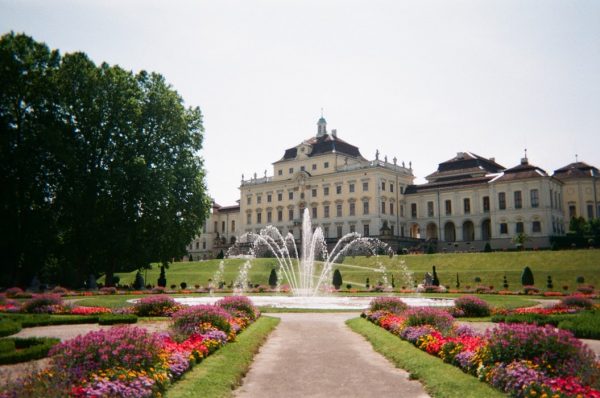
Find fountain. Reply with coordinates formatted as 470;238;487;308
172;209;454;309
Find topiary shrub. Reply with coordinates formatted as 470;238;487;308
180;282;187;290
332;269;343;290
0;337;60;365
157;265;167;288
171;305;232;338
133;271;145;290
268;269;278;289
369;297;408;314
521;266;534;286
454;295;491;317
576;276;585;284
97;314;138;325
432;265;440;286
546;275;553;290
0;319;22;337
483;242;492;252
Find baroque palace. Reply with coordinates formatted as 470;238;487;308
188;117;599;259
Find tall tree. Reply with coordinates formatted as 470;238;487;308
0;33;211;287
0;32;62;287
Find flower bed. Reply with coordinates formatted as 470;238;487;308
363;298;600;398
0;296;260;398
133;295;184;317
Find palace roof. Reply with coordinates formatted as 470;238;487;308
553;161;599;180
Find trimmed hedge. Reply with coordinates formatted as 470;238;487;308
0;319;22;337
0;337;60;365
557;311;600;339
0;339;16;353
97;314;138;325
1;314;100;327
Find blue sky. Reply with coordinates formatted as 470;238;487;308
2;0;599;204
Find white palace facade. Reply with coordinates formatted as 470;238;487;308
187;117;599;259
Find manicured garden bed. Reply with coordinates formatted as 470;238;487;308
0;296;264;398
360;296;600;398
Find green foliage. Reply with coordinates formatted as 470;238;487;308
455;273;460;289
133;271;145;290
557;311;600;339
0;319;22;337
0;32;211;288
483;242;492;252
268;268;277;288
2;313;99;327
0;337;60;365
0;339;15;354
432;265;440;286
521;266;534;286
97;314;138;325
216;250;225;259
157;265;167;288
332;269;343;289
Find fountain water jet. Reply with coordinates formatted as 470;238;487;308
231;208;394;296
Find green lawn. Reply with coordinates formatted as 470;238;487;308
347;317;507;398
102;250;600;294
165;316;280;398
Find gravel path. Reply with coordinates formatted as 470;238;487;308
234;313;430;398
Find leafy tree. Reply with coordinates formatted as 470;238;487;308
455;273;460;289
268;269;277;288
521;266;534;286
0;33;211;287
513;233;529;250
332;269;343;290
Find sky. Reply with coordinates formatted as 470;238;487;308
2;0;599;205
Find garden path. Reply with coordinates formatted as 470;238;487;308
234;313;431;398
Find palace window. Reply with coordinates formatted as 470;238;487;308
257;196;262;204
514;191;522;209
500;223;508;234
362;182;369;191
277;210;283;222
312;164;317;170
569;204;576;219
381;182;386;191
312;189;317;197
390;202;394;215
222;221;225;232
231;220;235;231
349;183;355;193
445;200;452;215
288;191;293;200
324;187;329;196
411;203;417;218
381;201;385;214
336;185;342;194
337;225;343;238
427;201;434;217
312;207;317;218
289;167;293;174
336;204;342;217
288;209;294;221
324;162;329;168
267;194;272;203
390;184;394;193
363;224;370;237
350;224;356;233
214;221;217;232
267;211;272;223
530;189;539;208
463;198;471;214
300;166;305;172
202;241;206;250
532;221;541;233
323;226;329;238
247;197;252;205
483;196;490;212
247;213;251;224
257;213;262;224
363;201;369;215
278;193;283;201
349;202;356;216
516;222;524;234
587;203;594;219
499;192;506;210
324;205;330;218
278;169;282;176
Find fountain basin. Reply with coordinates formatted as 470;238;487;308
171;296;454;310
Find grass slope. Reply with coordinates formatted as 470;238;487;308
165;316;280;398
104;249;600;293
347;317;507;398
